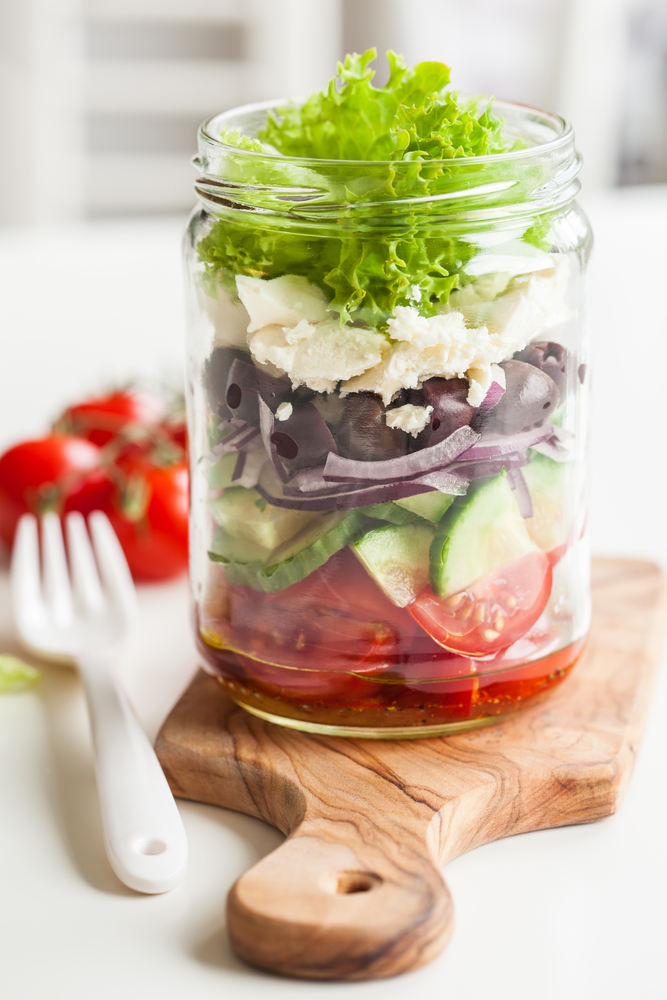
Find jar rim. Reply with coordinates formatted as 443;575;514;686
198;96;573;169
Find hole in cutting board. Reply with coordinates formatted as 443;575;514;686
335;871;382;894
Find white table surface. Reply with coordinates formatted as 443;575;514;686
1;188;666;1000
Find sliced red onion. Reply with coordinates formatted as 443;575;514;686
232;447;268;489
507;467;533;518
205;421;261;462
217;416;249;434
529;437;569;462
292;466;339;494
258;396;290;483
323;425;479;484
550;424;574;443
232;451;246;482
257;465;468;512
478;364;506;412
449;452;529;481
286;464;467;499
457;425;552;462
412;468;468;492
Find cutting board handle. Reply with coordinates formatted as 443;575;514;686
226;816;454;979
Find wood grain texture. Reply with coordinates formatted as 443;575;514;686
155;558;667;980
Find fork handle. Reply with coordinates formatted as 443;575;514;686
78;653;188;893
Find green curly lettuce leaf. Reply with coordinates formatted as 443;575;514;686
217;127;267;153
259;49;512;162
200;49;543;327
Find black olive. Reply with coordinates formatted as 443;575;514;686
270;432;299;461
513;341;568;395
336;393;410;461
480;360;560;435
224;358;293;426
270;402;338;471
203;346;247;419
413;378;475;450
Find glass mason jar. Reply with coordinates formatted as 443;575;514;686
183;98;592;738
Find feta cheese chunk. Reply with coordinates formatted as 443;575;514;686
385;404;433;437
342;308;494;404
345;256;569;404
235;274;329;332
248;318;388;394
450;255;570;344
239;259;569;406
197;282;249;350
275;402;293;421
465;363;506;408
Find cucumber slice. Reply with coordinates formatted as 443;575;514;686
353;522;436;607
430;472;536;598
208;527;271;565
223;510;367;592
206;450;267;491
358;502;418;525
205;452;238;491
209;486;318;551
522;451;568;552
394;490;455;524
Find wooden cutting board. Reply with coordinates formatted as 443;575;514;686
155;557;667;981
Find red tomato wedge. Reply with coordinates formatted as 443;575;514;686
237;654;386;702
224;548;415;674
547;543;567;568
409;551;552;657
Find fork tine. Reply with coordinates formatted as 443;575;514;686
41;512;73;626
89;511;138;628
66;512;105;613
10;514;45;626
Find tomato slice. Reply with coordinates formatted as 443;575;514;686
409;551;552;656
478;614;559;671
217;548;416;674
236;653;386;702
547;544;567;569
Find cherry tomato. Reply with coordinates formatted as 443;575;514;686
224;548;416;677
409;551;553;657
56;389;168;447
0;435;101;548
103;457;189;581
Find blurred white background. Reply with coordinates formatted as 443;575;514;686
0;0;665;222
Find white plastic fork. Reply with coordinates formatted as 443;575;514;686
11;510;188;894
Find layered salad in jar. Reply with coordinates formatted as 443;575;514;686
186;50;590;736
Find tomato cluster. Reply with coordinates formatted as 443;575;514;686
0;388;189;581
